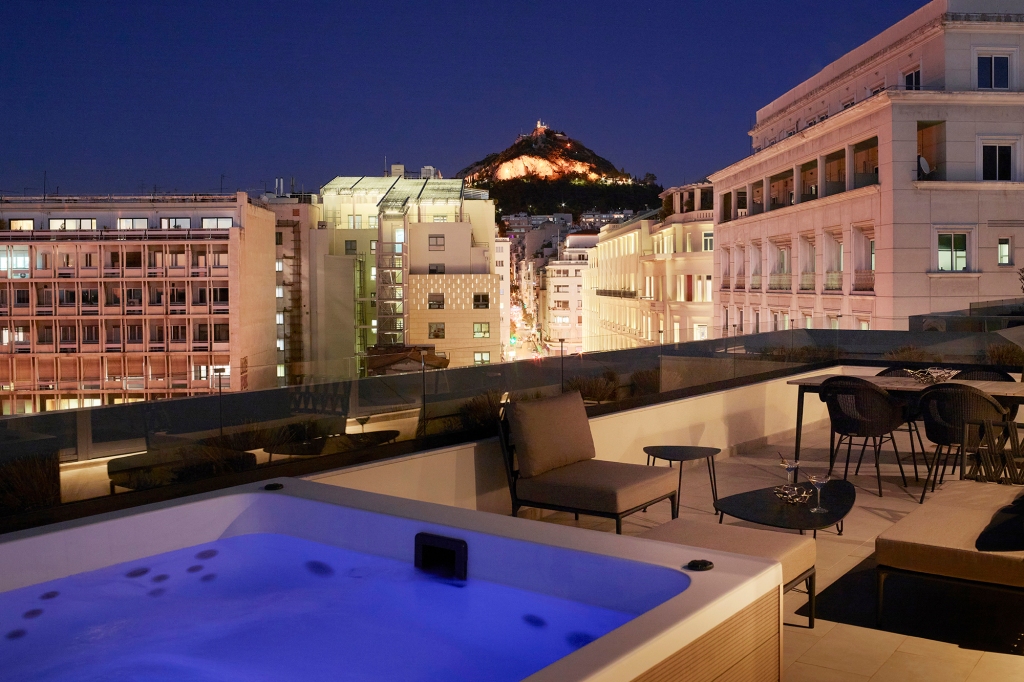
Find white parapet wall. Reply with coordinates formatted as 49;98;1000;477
308;366;872;514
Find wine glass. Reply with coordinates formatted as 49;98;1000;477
807;472;831;514
778;453;799;494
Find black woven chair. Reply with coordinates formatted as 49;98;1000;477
917;383;1007;504
875;367;923;481
819;376;908;497
952;368;1019;422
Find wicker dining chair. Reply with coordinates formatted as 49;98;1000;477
875;367;923;481
917;384;1007;504
951;368;1019;422
819;376;909;497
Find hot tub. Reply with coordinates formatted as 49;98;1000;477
0;479;782;681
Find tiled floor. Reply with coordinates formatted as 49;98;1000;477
538;424;1024;681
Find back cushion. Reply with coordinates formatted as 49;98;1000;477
508;391;596;478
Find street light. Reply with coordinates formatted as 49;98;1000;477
212;367;226;436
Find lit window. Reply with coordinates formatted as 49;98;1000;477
277;364;286;378
201;217;232;229
428;322;445;339
371;319;377;330
370;266;377;280
276;339;284;351
276;286;284;298
9;219;32;231
473;322;490;338
160;218;191;230
474;351;490;365
702;232;714;251
275;260;284;272
978;54;1010;90
49;218;96;231
428;235;445;251
117;218;148;230
433;215;448;222
370;240;377;253
276;313;284;325
368;216;378;229
937;233;968;272
999;238;1011;265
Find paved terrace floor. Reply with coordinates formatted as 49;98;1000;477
538;423;1024;682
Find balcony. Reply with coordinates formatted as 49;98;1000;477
768;273;792;290
720;276;731;290
799;272;815;291
595;289;637;299
824;271;843;291
749;274;761;291
8;329;1024;678
854;270;875;292
733;275;745;291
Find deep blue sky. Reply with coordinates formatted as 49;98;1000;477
0;1;928;196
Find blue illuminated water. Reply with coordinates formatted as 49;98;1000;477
0;533;640;681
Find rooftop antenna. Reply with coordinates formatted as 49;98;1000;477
290;177;295;194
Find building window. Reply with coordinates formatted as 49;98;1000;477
118;218;148;230
276;339;285;351
126;325;143;342
347;215;362;229
428;235;445;251
276;286;284;298
10;219;32;231
495;260;504;267
170;325;186;342
345;240;358;255
277;364;286;378
276;313;284;325
201;217;232;229
473;293;489;309
842;98;855;110
982;144;1013;181
473;322;490;338
693;324;708;341
937;233;968;272
368;216;378;229
214;324;229;342
49;218;96;231
978;54;1010;90
702;232;714;251
275;232;283;245
370;266;377;280
275;260;284;272
428;293;444;310
433;216;448;222
904;69;921;91
428;263;445;274
370;240;377;253
159;218;191;230
428;322;445;339
999;238;1012;265
474;352;490;365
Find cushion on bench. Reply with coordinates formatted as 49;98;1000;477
640;518;815;585
515;459;677;514
875;480;1024;587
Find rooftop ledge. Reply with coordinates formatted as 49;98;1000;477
913;180;1024;191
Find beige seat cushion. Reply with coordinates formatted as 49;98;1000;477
640;518;815;585
508;391;595;478
876;480;1024;587
516;459;677;513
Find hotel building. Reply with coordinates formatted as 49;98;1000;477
538;231;598;354
320;177;504;367
0;193;276;413
711;0;1024;334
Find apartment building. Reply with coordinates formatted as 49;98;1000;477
495;237;511;360
582;211;662;351
0;193;276;414
538;231;597;354
711;0;1024;335
320;177;502;368
265;190;356;383
580;209;635;229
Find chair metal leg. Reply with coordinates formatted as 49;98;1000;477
891;432;908;488
843;436;854;479
671;492;679;519
574;513;579;520
615;517;622;534
920;444;942;504
876;568;887;626
706;455;719;503
855;437;869;476
873;437;884;497
907;421;921;481
828;430;837;475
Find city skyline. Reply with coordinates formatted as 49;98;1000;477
1;0;927;196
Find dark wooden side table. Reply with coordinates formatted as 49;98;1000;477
643;446;721;504
714;479;856;539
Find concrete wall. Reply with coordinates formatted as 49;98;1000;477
307;367;847;514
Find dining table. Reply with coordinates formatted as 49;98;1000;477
786;373;1024;462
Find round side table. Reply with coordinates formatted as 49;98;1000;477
642;446;721;504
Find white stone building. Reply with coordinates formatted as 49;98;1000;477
538;231;598;354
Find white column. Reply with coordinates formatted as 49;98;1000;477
846;145;855;192
763;176;772;212
793;165;802;204
817;156;827;198
745;183;754;216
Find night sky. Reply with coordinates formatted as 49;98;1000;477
0;1;928;197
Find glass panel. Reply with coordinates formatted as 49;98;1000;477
979;56;993;89
983;145;998;180
995;56;1009;89
998;145;1012;181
